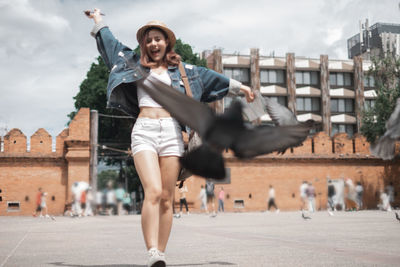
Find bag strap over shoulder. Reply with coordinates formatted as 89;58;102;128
178;62;193;98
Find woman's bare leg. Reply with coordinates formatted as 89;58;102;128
133;150;162;250
158;156;180;252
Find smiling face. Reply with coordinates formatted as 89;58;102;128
145;28;169;65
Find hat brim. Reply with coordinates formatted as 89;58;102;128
136;24;176;48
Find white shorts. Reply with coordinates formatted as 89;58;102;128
131;117;184;157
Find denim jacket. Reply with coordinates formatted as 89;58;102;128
91;22;242;118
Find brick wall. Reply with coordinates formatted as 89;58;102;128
176;132;400;212
0;108;90;216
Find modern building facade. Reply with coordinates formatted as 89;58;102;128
203;49;377;138
347;21;400;59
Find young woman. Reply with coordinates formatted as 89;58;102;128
86;8;254;267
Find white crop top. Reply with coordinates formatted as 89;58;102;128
137;70;172;108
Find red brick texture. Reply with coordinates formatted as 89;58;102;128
0;108;90;216
1;107;399;215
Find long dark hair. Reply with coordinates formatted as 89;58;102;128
139;27;180;68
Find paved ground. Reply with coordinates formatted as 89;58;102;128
0;211;400;267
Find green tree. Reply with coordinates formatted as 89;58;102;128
174;39;207;67
361;55;400;143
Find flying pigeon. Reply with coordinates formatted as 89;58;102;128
370;98;400;160
139;74;316;178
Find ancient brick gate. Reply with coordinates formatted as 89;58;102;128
0;108;399;215
0;109;91;215
177;132;400;212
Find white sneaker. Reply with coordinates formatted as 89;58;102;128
276;209;280;214
147;248;166;267
328;210;334;216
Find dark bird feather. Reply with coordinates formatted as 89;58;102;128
139;74;316;178
302;211;312;220
370;98;400;160
395;212;400;222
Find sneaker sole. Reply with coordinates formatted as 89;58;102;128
150;260;166;267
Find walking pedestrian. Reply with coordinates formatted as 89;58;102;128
299;181;308;211
218;187;225;212
179;184;189;216
206;179;217;216
386;182;395;206
355;182;364;210
267;185;279;213
86;9;254;267
306;182;316;212
32;187;42;217
40;192;49;218
84;188;94;216
327;180;336;215
198;185;207;213
115;183;126;216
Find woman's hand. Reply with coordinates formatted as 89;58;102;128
84;8;102;24
240;85;255;103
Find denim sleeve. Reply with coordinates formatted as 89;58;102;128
90;23;132;70
197;67;230;102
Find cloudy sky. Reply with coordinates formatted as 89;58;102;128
0;0;398;138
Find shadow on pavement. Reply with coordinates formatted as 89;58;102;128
50;261;236;266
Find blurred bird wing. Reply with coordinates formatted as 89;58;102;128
385;98;400;138
264;97;298;126
139;74;215;137
232;124;311;158
370;136;396;160
370;98;400;160
239;91;266;122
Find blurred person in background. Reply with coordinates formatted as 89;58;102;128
267;185;279;213
40;192;50;218
378;190;392;211
95;190;103;215
84;188;94;216
218;187;225;212
33;187;42;217
327;180;336;215
115;183;126;215
106;182;116;215
299;181;308;211
206;179;216;216
345;178;357;211
179;184;189;216
123;192;132;215
80;188;87;216
198;185;207;213
306;182;316;212
355;182;364;210
386;182;395;207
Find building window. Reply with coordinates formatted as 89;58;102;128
296;97;320;112
260;69;285;84
331;98;354;113
332;124;356;137
363;75;375;87
364;99;376;111
223;68;250;84
265;96;287;107
330;72;353;87
295;71;319;86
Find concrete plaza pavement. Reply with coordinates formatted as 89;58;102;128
1;210;400;267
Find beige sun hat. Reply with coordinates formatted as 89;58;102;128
136;20;176;47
